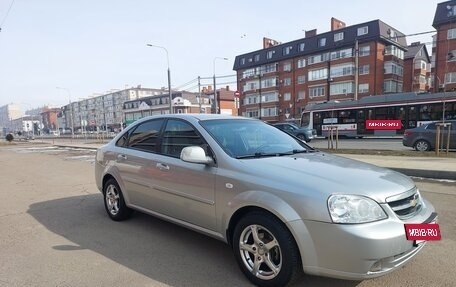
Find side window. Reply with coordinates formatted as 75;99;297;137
127;119;165;152
116;131;129;147
161;119;205;158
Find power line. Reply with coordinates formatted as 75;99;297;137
0;0;16;32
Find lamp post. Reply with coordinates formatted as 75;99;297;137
146;44;172;114
56;87;75;138
213;57;228;114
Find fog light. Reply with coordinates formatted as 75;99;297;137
370;260;382;272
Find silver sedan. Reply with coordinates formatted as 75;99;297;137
95;114;437;287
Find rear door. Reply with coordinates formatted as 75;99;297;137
114;118;165;207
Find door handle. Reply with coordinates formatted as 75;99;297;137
156;163;170;171
117;154;127;161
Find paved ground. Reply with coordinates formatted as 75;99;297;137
0;144;455;287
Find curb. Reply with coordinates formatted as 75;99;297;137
389;168;456;181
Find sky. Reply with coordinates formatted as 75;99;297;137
0;0;445;111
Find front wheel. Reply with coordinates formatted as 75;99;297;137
103;178;133;221
414;139;431;151
232;211;302;287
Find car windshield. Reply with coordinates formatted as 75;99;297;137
200;119;311;158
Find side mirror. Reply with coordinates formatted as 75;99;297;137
180;146;214;165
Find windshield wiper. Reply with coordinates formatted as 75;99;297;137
236;149;308;159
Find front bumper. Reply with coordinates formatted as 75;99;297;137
289;202;436;280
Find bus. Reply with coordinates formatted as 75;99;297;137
301;92;456;137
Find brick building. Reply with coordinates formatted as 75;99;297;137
403;42;431;93
233;18;409;122
432;0;456;92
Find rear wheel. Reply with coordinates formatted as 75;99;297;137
414;139;431;151
232;211;302;287
103;178;133;221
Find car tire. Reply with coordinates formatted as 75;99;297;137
103;178;133;221
414;139;431;151
232;211;302;287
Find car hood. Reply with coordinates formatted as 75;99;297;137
236;152;415;204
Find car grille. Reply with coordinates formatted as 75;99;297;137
386;187;422;219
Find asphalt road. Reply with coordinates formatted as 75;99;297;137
0;144;455;287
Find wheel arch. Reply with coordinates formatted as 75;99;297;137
223;191;319;270
413;138;432;151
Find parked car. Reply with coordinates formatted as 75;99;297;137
403;120;456;151
272;122;316;142
95;114;437;287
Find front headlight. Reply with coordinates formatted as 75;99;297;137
328;194;387;223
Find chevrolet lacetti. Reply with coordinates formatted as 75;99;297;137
94;114;437;287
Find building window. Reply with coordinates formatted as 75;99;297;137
357;26;369;36
308;68;328;81
298;91;306;100
318;38;327;47
384;62;404;76
447;50;456;61
254;54;260;62
240;58;246;65
330;82;354;95
299;42;305;51
297;75;306;84
359;64;370;75
330;63;355;78
359;83;369;93
448;28;456;39
261;92;279;103
297;58;306;68
283;46;292;55
283;92;291;101
384;80;403;93
309;86;325;98
330;48;353;60
261;107;278;117
262;63;278;73
307;53;329;65
283;62;291;72
448;5;456;16
445;72;456;83
283;77;291;86
262;77;278;88
267;50;274;59
334;32;344;42
245;109;259;118
384;45;405;59
359;46;370;56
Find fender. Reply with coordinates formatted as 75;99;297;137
220;190;319;269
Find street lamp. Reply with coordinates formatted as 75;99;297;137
146;44;172;114
56;87;75;138
213;57;228;114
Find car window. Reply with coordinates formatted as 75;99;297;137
126;119;165;152
160;119;205;158
202;119;308;158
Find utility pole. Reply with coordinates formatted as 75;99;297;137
354;39;359;100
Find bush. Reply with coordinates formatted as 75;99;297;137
5;133;14;142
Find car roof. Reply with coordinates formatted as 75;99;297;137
131;113;256;124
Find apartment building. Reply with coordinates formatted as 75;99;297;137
0;103;21;135
61;86;164;133
233;18;408;122
403;42;431;92
123;91;212;126
432;0;456;92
